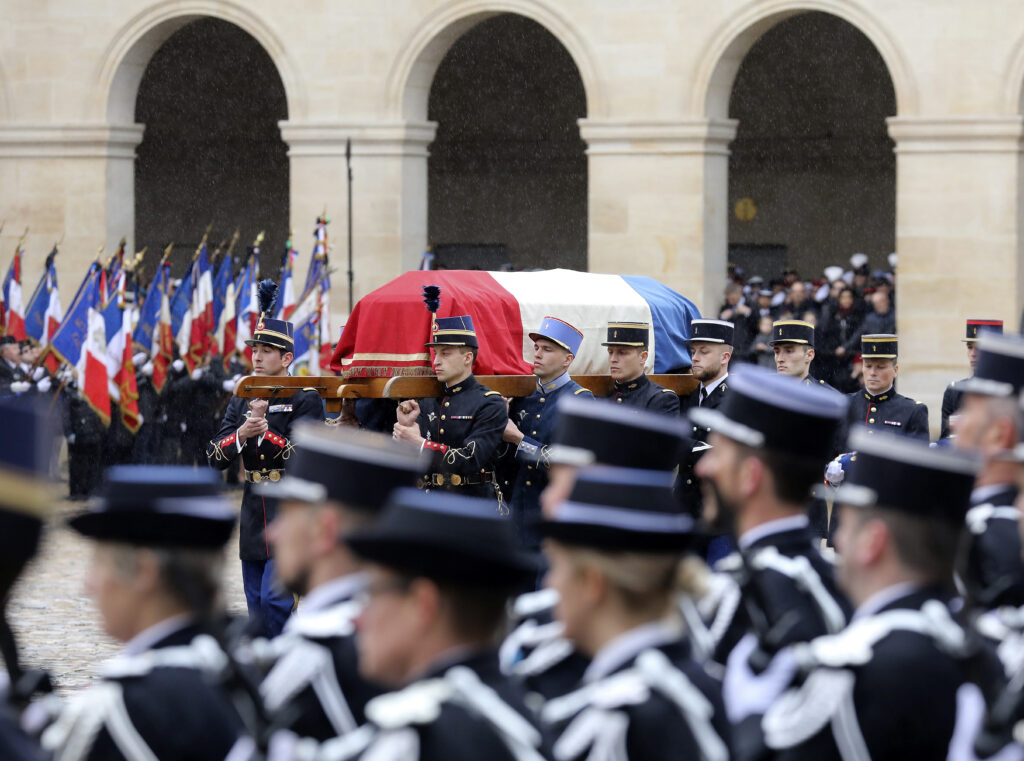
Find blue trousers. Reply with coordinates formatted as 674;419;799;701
241;558;294;638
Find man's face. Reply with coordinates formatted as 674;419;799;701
607;346;646;381
0;343;18;362
432;345;472;384
267;499;316;596
862;358;897;395
694;432;745;532
251;343;290;376
690;342;729;384
790;282;806;302
773;343;813;378
84;543;143;643
355;566;419;687
873;292;890;314
967;342;980;372
532;339;571;383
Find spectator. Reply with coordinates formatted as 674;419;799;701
719;282;754;361
819;286;864;392
785;280;819;320
751;314;775;368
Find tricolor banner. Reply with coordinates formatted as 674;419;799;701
330;269;701;378
50;269;110;425
2;246;26;341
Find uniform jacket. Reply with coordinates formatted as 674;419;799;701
0;358;27;397
757;588;967;761
846;386;929;440
41;623;243;761
540;623;731;761
500;374;593;549
607;374;680;415
207;389;324;561
416;375;508;498
677;377;727;518
703;518;852;667
254;574;383;740
941;378;967;439
960;485;1024;610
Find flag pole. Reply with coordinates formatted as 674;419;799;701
346;138;354;314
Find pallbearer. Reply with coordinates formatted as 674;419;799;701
941;318;1004;439
502;316;593;552
394;314;508;502
770;319;831;387
845;333;928;439
602;321;680;414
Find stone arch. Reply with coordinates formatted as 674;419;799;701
91;0;305;124
693;0;916;120
385;0;603;120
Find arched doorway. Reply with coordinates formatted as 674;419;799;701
425;14;587;271
133;18;288;275
725;12;896;282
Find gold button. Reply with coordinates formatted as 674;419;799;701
444;402;450;407
260;454;265;461
536;414;541;419
870;407;877;412
441;415;446;420
527;465;534;470
526;481;532;486
869;418;875;423
616;398;623;403
531;431;537;435
686;479;692;485
539;397;546;403
440;428;445;434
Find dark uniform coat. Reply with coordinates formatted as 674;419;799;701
677;377;727;518
501;374;593;550
416;375;508;499
846;386;929;440
0;357;26;397
941;378;967;439
703;519;852;667
0;709;44;761
207;389;323;562
41;624;243;761
607;374;680;415
254;574;383;740
757;588;967;761
960;485;1024;610
540;625;731;761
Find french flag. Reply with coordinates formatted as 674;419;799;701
276;245;297;320
188;242;215;367
103;272;140;432
25;247;63;347
2;246;26;341
152;265;174;394
234;253;259;363
50;270;110;425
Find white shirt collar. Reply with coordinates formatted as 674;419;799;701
122;614;194;656
700;372;728;396
852;582;921;621
970;484;1014;506
738;514;809;550
299;573;367;615
584;620;682;682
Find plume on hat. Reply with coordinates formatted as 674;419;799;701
257;279;278;316
422;284;441;314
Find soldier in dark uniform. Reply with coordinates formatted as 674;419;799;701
752;430;979;761
207;280;324;638
690;364;852;672
158;352;190;464
0;335;28;396
537;466;731;761
393;315;508;502
264;488;551;761
62;381;106;500
501;316;593;553
602;321;680;414
0;399;55;761
181;349;226;467
770;319;831;387
950;331;1024;611
845;334;929;439
43;466;246;761
677;318;734;531
941;318;1004;439
235;423;427;742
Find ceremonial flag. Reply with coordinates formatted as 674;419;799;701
133;259;166;354
2;245;26;340
151;264;174;394
304;216;328;296
104;238;126;302
187;242;214;368
50;269;110;425
25;246;62;346
171;261;194;368
234;251;259;362
276;241;297;320
103;272;140;432
211;251;233;350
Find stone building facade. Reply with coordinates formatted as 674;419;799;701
1;0;1023;424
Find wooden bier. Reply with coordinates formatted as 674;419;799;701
234;373;699;412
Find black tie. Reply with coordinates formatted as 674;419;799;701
700;387;708;406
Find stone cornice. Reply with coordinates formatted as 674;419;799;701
578;118;739;156
279;120;438;158
887;116;1024;154
0;123;145;159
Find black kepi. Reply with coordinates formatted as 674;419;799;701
602;322;649;348
688;319;734;345
959;331;1024;398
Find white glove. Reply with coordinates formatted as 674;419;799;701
172;359;185;372
32;366;46;381
59;366;75;383
37;377;52;393
133;352;148;366
191;368;203;381
10;381;30;394
142;361;154;377
824;459;845;486
222;379;237;392
136;414;144;426
723;633;798;723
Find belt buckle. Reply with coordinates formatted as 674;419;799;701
251;471;263;484
450;474;462;486
431;474;444;486
269;470;281;482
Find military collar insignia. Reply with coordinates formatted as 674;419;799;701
518;410;527;421
449;386;462;394
428;412;437;422
539;372;572;393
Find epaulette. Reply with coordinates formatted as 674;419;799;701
662;388;675;393
265;431;287;448
99;634;228;679
509;634;575;678
966;504;1021;535
444;666;543;751
261;638;348;727
748;546;847;634
573;387;588;395
542;669;650;725
40;681;145;759
365;678;452;730
762;667;856;750
484;390;501;396
286;598;362;639
512;588;559;620
915;399;923;404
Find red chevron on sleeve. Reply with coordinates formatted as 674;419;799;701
423;440;448;453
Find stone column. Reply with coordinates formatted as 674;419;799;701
0;123;144;287
578;118;738;316
279;120;437;317
887;116;1024;429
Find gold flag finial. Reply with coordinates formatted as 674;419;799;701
253;230;265;247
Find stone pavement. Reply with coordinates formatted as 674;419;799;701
8;499;248;695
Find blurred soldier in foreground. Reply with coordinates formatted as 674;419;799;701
41;466;245;761
602;321;679;414
942;319;1003;439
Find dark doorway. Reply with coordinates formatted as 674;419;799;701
134;18;289;279
427;14;587;272
728;12;896;280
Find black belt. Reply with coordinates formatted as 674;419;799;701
419;471;494;488
245;468;284;484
